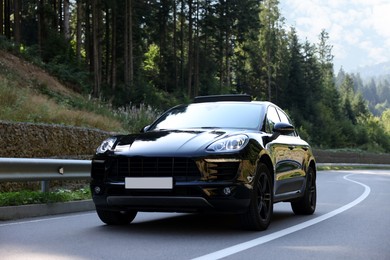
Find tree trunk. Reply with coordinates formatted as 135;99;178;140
52;0;58;32
187;0;193;97
225;31;230;90
124;0;133;91
111;4;117;90
76;0;82;63
124;0;129;85
37;0;46;52
4;0;11;39
128;0;133;88
160;0;168;91
173;0;178;91
13;0;21;45
92;0;101;97
225;1;231;90
0;0;3;35
180;0;185;92
85;0;93;71
104;6;110;85
194;0;200;97
63;0;70;39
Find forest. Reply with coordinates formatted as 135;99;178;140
0;0;389;152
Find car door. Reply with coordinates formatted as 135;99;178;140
264;105;307;198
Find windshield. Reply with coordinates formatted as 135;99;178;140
149;102;266;131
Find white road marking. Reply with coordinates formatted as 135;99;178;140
0;212;95;227
192;174;371;260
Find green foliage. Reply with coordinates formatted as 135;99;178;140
46;58;91;93
0;188;91;207
142;43;160;80
382;109;390;134
357;116;390;152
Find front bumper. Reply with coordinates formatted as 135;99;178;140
91;181;251;213
90;154;257;213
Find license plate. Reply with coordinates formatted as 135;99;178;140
125;177;173;189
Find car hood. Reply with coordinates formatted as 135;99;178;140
112;129;237;156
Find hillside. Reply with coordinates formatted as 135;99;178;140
0;50;124;132
0;50;78;97
352;61;390;79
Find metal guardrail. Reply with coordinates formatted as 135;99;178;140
0;158;389;191
0;158;91;192
0;158;91;182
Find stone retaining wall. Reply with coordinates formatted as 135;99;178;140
0;121;112;158
313;149;390;165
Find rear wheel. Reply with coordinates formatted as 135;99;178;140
96;209;137;225
240;163;273;231
291;166;316;215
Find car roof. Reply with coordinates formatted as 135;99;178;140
193;94;252;103
192;94;273;107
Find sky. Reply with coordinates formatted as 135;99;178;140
279;0;390;73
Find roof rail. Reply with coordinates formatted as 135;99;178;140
193;94;252;103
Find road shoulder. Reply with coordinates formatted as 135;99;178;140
0;200;94;221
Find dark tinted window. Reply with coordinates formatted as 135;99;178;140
265;106;280;133
149;102;266;130
276;108;297;136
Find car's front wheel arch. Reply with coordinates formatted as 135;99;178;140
258;155;274;184
240;162;274;231
291;164;316;215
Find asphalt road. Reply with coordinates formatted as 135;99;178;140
1;170;389;260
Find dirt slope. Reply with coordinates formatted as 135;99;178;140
0;50;79;97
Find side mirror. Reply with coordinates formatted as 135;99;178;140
263;122;295;144
273;122;295;135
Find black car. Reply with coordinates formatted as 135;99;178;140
90;94;316;230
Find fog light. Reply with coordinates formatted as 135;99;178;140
94;186;101;194
223;187;231;196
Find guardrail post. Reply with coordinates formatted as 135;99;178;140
41;181;50;192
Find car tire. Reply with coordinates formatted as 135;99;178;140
96;209;138;225
291;166;316;215
240;163;273;231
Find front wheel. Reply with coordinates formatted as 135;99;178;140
291;166;316;215
240;163;273;231
96;209;137;225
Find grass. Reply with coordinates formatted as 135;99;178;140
0;187;91;207
0;76;160;133
0;77;124;131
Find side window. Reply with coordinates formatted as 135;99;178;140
276;108;297;136
265;106;280;133
277;108;291;124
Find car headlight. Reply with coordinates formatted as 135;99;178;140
206;135;248;152
96;137;117;154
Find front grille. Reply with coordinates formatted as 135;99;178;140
114;157;200;181
91;157;241;182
